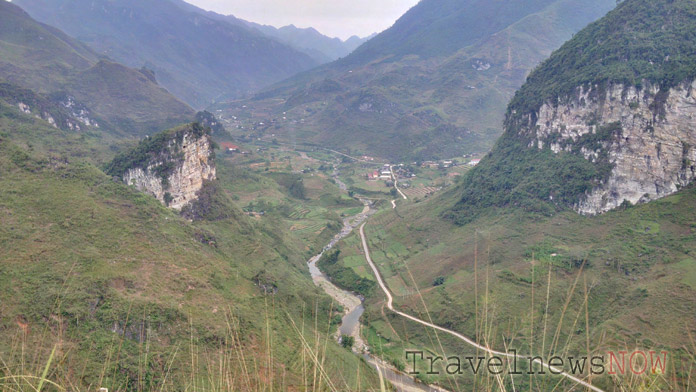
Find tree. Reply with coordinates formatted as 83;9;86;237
341;335;354;349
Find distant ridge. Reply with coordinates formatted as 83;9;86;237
0;1;193;136
15;0;321;108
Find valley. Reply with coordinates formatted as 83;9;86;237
1;0;696;390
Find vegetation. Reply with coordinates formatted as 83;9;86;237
105;123;209;181
445;132;613;224
181;181;245;222
318;250;377;296
341;335;355;349
267;172;307;200
508;0;696;116
0;1;194;136
216;0;616;161
14;0;319;108
448;0;696;224
356;180;696;390
0;100;381;390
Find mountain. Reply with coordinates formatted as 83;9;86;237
448;0;696;224
244;24;372;63
0;1;193;136
214;0;617;161
167;0;371;64
0;80;380;391
311;1;696;390
14;0;321;109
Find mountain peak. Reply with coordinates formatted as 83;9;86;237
448;0;696;223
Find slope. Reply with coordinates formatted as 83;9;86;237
0;1;194;136
339;180;696;390
0;101;380;390
167;0;370;63
448;0;696;223
214;0;616;161
14;0;320;108
246;24;371;63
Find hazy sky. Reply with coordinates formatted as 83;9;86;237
184;0;420;40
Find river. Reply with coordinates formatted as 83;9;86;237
306;167;447;392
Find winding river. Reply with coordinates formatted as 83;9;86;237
306;168;446;392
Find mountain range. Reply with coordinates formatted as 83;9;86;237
320;1;696;390
167;0;372;63
0;1;193;136
1;0;695;390
14;0;324;108
215;0;618;161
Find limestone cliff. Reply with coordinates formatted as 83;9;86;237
107;123;216;210
523;81;696;214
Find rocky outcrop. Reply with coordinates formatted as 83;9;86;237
111;124;216;210
524;80;696;214
1;83;99;131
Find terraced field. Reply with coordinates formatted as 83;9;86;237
402;186;440;198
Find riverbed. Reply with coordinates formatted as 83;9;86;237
306;167;446;391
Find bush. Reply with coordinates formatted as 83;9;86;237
340;335;354;349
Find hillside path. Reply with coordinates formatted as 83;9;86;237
358;223;605;392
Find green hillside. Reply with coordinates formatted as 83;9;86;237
15;0;320;108
0;100;379;390
336;180;696;390
448;0;696;224
214;0;616;161
0;1;194;136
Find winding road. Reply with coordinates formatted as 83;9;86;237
390;165;408;201
358;223;605;392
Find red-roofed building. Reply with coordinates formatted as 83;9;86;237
220;142;239;153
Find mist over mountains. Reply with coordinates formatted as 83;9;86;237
215;0;617;160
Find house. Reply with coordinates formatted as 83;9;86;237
367;171;379;181
220;142;239;153
469;159;481;166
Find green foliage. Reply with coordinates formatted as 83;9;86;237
508;0;696;116
433;276;445;286
447;0;696;224
0;118;379;391
267;172;307;200
341;335;355;349
181;180;245;223
163;192;173;206
105;123;209;182
318;250;376;297
445;133;612;225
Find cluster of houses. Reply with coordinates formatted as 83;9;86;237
367;165;393;181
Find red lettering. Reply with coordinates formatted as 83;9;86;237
608;351;627;375
650;351;668;374
629;351;647;375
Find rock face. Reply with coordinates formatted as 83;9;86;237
524;80;696;214
119;125;216;210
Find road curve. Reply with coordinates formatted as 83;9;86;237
358;223;604;392
390;165;408;200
